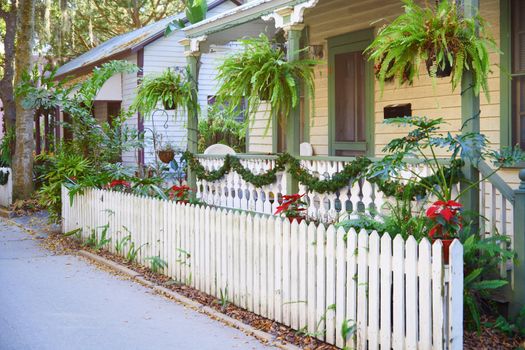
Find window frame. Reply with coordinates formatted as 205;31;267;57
327;29;375;157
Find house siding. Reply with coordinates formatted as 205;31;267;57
121;54;139;165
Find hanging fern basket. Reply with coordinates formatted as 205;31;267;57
163;100;177;111
157;150;175;164
425;58;452;78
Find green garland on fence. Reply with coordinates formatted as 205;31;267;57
182;151;463;199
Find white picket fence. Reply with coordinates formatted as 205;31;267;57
0;167;12;207
62;187;464;350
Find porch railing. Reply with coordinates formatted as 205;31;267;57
194;154;442;224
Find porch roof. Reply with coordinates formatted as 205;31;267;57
183;0;311;37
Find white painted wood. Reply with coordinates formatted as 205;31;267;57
356;230;368;350
334;226;346;349
368;231;380;350
419;238;433;350
63;188;464;350
392;235;405;350
379;233;392;350
448;240;464;350
432;240;444;350
325;225;337;345
315;224;326;341
405;236;418;350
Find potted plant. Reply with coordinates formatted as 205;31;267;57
365;0;496;96
215;34;318;130
426;200;463;263
157;143;176;164
133;67;197;116
275;193;307;223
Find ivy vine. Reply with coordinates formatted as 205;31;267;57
182;151;462;200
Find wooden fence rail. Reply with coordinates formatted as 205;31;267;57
62;187;463;350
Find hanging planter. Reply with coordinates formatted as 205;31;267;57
365;0;496;97
132;67;198;117
215;34;318;131
157;148;175;164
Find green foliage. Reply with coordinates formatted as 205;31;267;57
37;149;92;222
198;104;247;153
185;0;207;24
460;227;514;331
365;0;497;97
218;286;229;310
184;150;461;199
0;127;15;166
369;116;524;203
126;241;146;263
115;233;131;255
338;197;429;241
485;307;525;337
84;224;111;252
215;34;318;130
132;67;198;117
146;255;168;274
341;319;357;350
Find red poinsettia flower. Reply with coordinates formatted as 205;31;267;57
275;193;306;218
426;199;463;239
108;179;131;188
169;185;191;201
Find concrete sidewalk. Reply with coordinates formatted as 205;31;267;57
0;219;276;350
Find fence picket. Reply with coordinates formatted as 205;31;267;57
392;235;405;350
406;236;419;349
368;231;380;350
63;188;463;350
379;234;392;350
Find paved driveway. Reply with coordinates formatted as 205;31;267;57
0;219;276;350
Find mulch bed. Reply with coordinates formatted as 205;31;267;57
40;230;525;350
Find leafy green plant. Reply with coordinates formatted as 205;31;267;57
218;286;229;310
146;255;168;274
460;226;514;331
365;0;497;97
197;104;247;153
115;234;131;254
37;149;92;222
84;224;111;252
215;34;318;130
165;0;208;33
484;307;525;337
369;117;524;203
0;127;15;166
126;241;147;263
132;67;198;117
341;319;357;350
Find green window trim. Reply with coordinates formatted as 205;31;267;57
500;0;512;150
327;29;375;157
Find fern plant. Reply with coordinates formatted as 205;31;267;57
365;0;497;97
133;67;198;117
215;34;318;130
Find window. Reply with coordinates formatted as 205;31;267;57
511;0;525;149
328;29;374;157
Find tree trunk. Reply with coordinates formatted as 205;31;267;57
0;5;18;131
12;0;36;201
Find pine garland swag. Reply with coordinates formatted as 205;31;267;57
182;151;462;200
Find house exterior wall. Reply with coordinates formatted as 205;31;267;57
256;0;519;188
121;54;139;165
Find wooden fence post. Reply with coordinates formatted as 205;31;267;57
511;169;525;317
